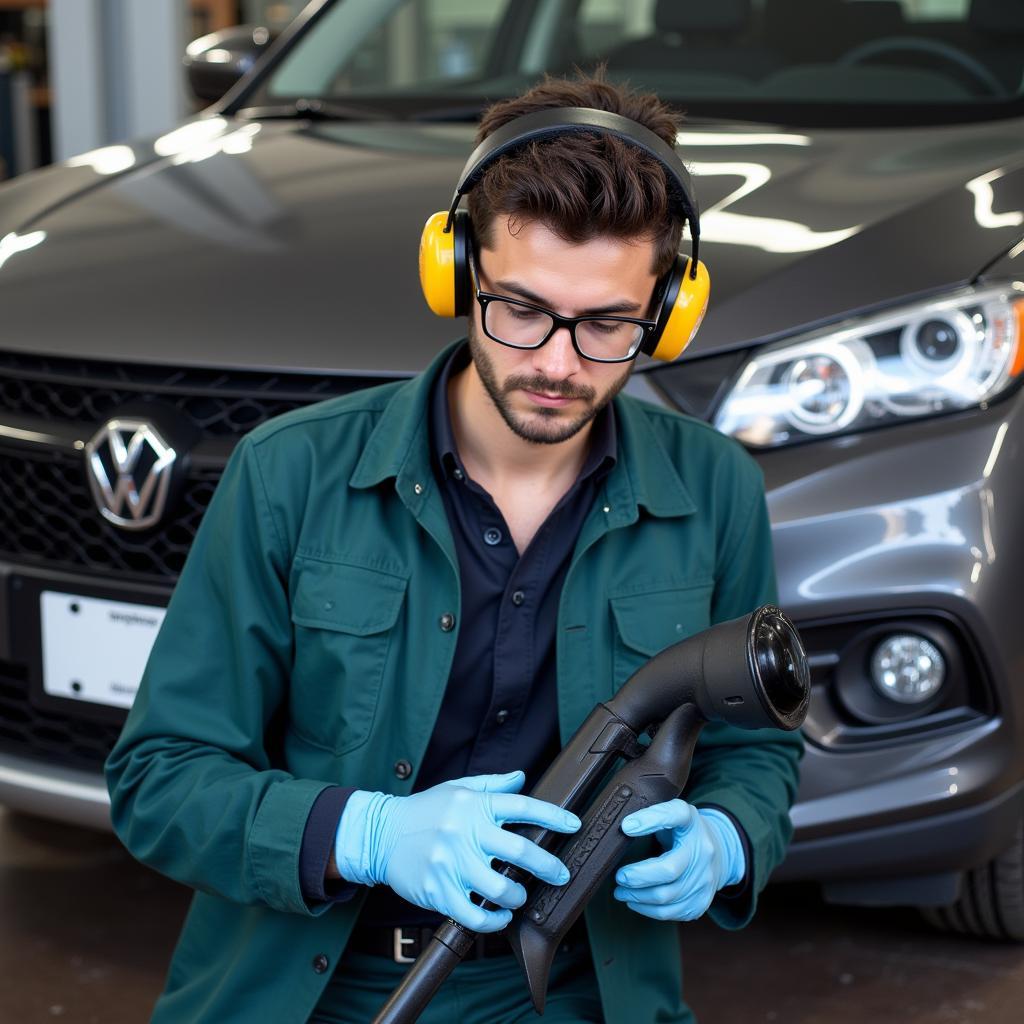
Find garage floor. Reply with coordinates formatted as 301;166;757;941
2;807;1022;1023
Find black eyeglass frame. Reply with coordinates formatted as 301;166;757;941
470;256;662;365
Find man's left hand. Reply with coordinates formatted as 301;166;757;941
614;800;745;921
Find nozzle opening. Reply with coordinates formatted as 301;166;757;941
751;608;810;728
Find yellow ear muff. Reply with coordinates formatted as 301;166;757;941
649;257;711;362
419;209;471;318
419;211;458;318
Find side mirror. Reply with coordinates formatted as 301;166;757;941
183;25;274;104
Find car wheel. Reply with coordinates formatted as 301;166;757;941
921;815;1024;941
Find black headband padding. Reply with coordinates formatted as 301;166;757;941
447;107;699;261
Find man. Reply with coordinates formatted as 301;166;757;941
106;71;802;1024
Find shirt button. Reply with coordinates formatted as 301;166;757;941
439;612;456;632
312;953;330;974
483;527;502;546
394;759;413;780
495;709;509;725
511;590;525;607
452;467;465;481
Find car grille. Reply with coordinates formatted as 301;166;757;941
0;659;123;772
0;352;395;580
0;354;395;773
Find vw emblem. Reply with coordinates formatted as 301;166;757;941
85;419;177;531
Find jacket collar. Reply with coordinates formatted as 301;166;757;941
608;391;696;522
350;338;695;521
349;340;460;511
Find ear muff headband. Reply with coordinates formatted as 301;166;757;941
448;107;700;272
418;106;710;360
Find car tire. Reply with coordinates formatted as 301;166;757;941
920;814;1024;941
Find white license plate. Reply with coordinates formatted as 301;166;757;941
40;591;166;710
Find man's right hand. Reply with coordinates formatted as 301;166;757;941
334;770;580;932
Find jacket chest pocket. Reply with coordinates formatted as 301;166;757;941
610;582;714;693
289;559;407;755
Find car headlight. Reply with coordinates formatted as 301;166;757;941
712;283;1024;448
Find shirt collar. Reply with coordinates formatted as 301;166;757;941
429;341;617;486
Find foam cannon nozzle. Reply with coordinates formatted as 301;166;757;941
608;602;809;733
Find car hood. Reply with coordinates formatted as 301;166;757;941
1;115;1022;375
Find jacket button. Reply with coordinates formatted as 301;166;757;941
439;612;456;632
312;953;329;974
394;759;413;780
511;590;525;607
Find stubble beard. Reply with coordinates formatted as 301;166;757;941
467;323;631;446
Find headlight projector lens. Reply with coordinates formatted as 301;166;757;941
870;634;946;704
899;308;973;376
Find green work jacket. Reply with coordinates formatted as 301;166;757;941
106;340;803;1024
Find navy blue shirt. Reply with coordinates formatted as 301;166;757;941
299;342;616;922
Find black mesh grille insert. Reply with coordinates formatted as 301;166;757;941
0;660;123;771
0;448;219;581
0;350;393;438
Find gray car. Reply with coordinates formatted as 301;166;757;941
1;0;1022;941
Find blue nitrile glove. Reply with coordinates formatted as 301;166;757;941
613;800;745;921
334;770;580;933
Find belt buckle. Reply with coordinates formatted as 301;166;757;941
392;927;417;964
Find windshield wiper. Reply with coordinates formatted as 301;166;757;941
237;98;384;122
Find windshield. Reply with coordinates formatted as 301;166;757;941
247;0;1024;125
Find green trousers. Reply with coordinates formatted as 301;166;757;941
310;943;604;1024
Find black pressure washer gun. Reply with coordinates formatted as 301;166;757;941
372;605;811;1023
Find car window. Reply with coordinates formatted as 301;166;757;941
254;0;1023;122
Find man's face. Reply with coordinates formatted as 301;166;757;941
468;217;659;446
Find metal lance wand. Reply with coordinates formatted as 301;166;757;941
370;605;810;1023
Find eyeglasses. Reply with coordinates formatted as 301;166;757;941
470;256;659;364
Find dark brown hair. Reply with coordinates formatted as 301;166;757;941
468;69;685;278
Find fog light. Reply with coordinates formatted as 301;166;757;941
870;634;946;704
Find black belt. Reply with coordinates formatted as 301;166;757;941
347;920;588;964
